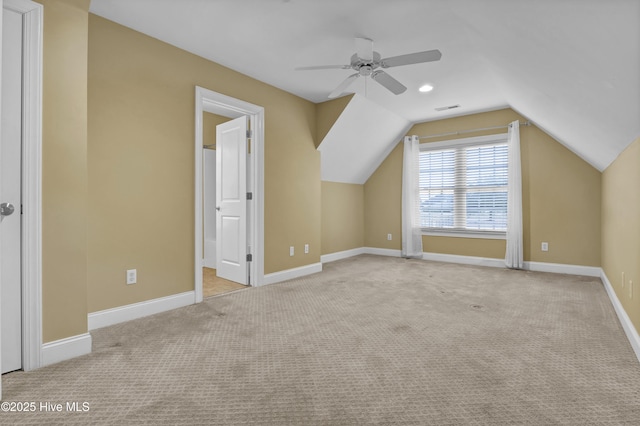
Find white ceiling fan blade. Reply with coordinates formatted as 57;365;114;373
381;49;442;68
295;64;351;71
371;70;407;95
355;37;374;61
328;73;360;98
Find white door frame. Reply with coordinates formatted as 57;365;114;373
194;86;264;302
0;0;43;374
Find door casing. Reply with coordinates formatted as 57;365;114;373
194;86;264;303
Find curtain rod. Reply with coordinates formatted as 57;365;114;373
418;121;531;140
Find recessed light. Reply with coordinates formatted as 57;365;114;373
419;84;434;93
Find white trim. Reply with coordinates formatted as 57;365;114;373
523;261;601;277
195;87;265;300
1;3;4;399
320;247;366;264
325;247;602;278
600;271;640;363
1;0;43;372
41;333;91;367
87;291;195;331
262;263;323;285
363;247;402;258
422;252;505;268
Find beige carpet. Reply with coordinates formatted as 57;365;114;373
3;254;640;424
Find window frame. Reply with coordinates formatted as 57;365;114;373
419;133;509;240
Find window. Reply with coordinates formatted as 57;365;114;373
419;135;508;237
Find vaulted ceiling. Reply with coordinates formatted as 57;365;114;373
90;0;640;172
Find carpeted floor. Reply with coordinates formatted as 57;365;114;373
2;254;640;425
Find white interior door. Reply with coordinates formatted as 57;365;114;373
215;116;248;284
1;6;24;374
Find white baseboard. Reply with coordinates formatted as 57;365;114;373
422;252;505;268
600;271;640;363
324;246;601;278
324;248;496;265
321;247;401;262
363;247;402;258
262;262;323;285
321;248;366;263
88;291;195;331
41;333;92;367
523;261;601;277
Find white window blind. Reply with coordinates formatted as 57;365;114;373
419;140;508;234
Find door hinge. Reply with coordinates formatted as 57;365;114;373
246;129;252;138
246;192;253;200
246;254;252;262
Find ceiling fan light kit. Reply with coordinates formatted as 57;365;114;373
297;37;442;99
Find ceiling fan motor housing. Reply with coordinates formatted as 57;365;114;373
351;52;381;76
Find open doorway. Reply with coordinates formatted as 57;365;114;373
194;87;265;303
201;112;246;297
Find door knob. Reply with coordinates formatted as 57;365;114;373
0;202;15;216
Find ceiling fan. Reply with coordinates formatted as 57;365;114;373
296;37;442;99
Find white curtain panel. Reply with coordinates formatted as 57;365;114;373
402;135;424;259
505;121;524;269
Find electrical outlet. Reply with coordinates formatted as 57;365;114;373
387;233;392;241
289;246;294;256
126;269;137;285
541;242;549;252
304;244;309;254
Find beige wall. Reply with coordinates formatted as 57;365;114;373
321;182;364;255
315;95;353;148
87;15;320;313
364;144;403;249
364;108;601;266
202;112;230;149
37;0;90;343
602;137;640;334
424;237;505;259
522;121;601;266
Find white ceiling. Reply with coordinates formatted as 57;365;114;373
89;0;640;171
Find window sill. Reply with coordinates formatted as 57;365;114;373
422;230;506;240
